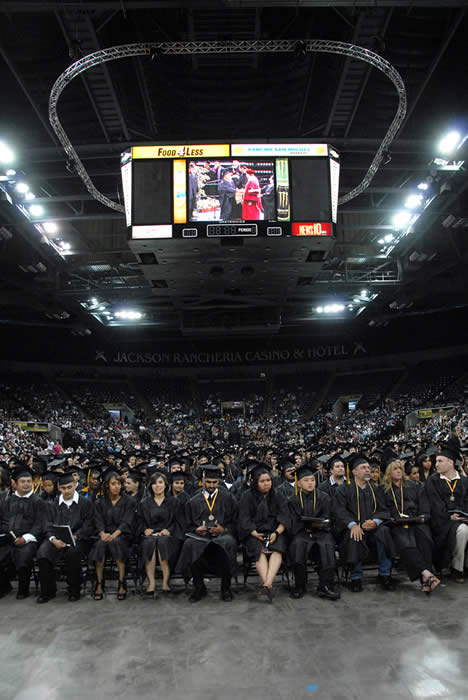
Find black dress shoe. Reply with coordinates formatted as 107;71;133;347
68;593;81;602
350;579;363;593
221;588;233;602
289;588;305;599
451;568;465;584
37;595;53;604
189;585;207;603
318;584;340;601
377;575;396;591
16;591;30;600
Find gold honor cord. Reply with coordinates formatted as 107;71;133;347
446;479;458;502
33;480;41;494
355;481;377;526
203;489;219;521
390;484;409;528
299;488;316;513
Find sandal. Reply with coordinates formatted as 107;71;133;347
117;580;127;601
94;581;104;601
422;575;440;595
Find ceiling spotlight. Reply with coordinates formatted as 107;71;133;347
115;310;143;320
316;306;323;313
353;297;361;303
60;241;71;251
361;290;368;297
417;182;429;191
29;204;44;216
91;298;98;305
405;194;423;209
98;306;106;311
43;221;58;234
378;238;385;244
438;130;461;155
25;192;36;200
392;211;412;230
384;234;394;243
6;169;16;177
0;142;14;164
15;182;29;194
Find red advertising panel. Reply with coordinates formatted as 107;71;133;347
291;222;332;236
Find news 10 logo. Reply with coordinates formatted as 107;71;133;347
292;223;332;236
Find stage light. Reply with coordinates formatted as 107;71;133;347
15;182;29;194
417;182;429;191
25;192;36;200
29;204;44;216
0;142;14;164
438;131;461;155
405;194;423;209
115;310;143;320
384;234;394;243
392;211;412;229
43;221;58;234
316;306;323;313
323;304;344;313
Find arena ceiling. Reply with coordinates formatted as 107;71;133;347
0;0;467;345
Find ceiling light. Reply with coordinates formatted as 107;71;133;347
60;241;71;251
15;182;29;194
404;194;423;209
417;182;429;191
384;234;394;243
0;142;14;164
29;204;44;216
98;305;106;311
43;221;58;234
6;169;16;177
25;192;36;200
438;131;461;155
392;211;412;230
378;238;385;244
353;297;361;303
316;306;323;313
115;310;143;320
361;290;368;297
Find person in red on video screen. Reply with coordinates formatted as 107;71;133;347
242;169;264;220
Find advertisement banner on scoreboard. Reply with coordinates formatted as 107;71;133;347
132;145;230;159
231;144;328;157
292;222;333;236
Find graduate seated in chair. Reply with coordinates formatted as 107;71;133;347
137;471;182;598
334;453;396;593
238;462;288;603
36;471;94;603
425;436;468;583
381;453;439;594
0;465;45;600
288;465;340;601
178;465;238;603
91;470;135;601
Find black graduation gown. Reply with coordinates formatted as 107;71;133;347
276;480;296;502
37;495;95;563
0;493;45;569
239;489;288;561
177;490;238;574
137;496;181;568
381;481;433;553
90;494;135;562
424;472;468;569
288;489;336;571
334;481;395;565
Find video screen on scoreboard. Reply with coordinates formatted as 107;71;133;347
187;159;276;223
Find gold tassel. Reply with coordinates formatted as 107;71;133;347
294;472;298;496
346;463;350;484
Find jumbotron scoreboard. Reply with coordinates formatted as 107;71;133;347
121;142;340;241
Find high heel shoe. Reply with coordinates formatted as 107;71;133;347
94;581;104;601
117;579;127;601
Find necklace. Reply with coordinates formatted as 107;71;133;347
355;481;376;525
203;489;218;520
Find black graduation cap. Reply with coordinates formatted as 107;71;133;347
399;451;415;461
48;458;66;469
438;435;461;463
42;471;59;482
32;456;48;475
168;457;183;470
279;458;295;473
57;471;75;486
317;454;330;464
381;447;399;470
125;469;143;483
169;470;190;483
295;464;315;480
350;453;370;470
11;465;34;480
327;453;344;470
247;461;272;480
201;464;223;479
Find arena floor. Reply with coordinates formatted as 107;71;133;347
1;575;467;700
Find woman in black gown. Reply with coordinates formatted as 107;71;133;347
239;463;288;601
137;471;181;597
91;470;135;601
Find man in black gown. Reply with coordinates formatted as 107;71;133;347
334;453;395;592
0;465;45;599
288;465;340;600
178;465;238;602
36;471;95;603
425;436;468;581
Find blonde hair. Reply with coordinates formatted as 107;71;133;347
383;460;409;492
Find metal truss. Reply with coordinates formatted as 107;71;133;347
49;40;407;213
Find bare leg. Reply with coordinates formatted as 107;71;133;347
145;552;156;592
158;550;171;591
95;561;104;595
117;560;126;594
255;553;268;585
265;552;283;588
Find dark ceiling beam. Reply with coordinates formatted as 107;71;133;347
324;11;364;137
253;8;262;70
2;1;467;10
399;7;466;134
343;8;394;138
54;11;112;144
187;8;198;71
0;41;58;146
